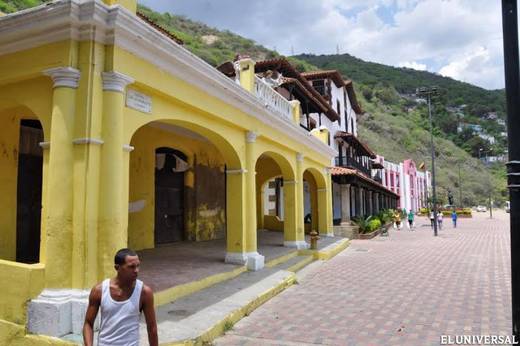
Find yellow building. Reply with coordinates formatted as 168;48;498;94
0;0;336;342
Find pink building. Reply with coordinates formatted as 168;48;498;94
377;156;431;212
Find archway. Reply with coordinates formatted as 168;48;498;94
0;105;45;263
302;167;329;235
255;151;304;248
128;121;231;250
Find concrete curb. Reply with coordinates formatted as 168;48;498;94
154;265;247;307
162;271;297;346
299;238;351;260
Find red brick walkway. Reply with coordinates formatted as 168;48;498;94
215;211;512;346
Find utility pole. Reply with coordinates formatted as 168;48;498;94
502;0;520;338
417;87;439;236
458;161;463;207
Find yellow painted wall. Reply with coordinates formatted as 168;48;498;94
128;124;226;250
0;112;21;260
263;215;283;232
0;319;74;346
0;260;44;325
103;0;137;13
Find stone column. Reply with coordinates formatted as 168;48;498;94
244;131;264;270
340;184;351;224
41;67;80;288
98;71;134;280
225;168;248;265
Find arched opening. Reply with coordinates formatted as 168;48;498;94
0;107;44;263
303;167;328;235
128;121;230;250
154;147;188;245
16;119;43;263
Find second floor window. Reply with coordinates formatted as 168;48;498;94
337;100;341;126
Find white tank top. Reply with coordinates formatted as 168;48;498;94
98;279;143;346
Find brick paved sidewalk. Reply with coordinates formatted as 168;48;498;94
215;212;512;346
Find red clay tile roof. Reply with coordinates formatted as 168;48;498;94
136;12;184;45
301;70;345;88
330;166;399;197
279;77;328;114
254;58;339;122
302;71;363;114
334;131;376;159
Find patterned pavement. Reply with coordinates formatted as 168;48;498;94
215;211;512;346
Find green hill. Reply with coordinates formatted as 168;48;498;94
0;0;507;206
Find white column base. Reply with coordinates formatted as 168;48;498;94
246;252;265;271
284;240;310;249
322;232;335;237
28;289;95;337
225;252;248;266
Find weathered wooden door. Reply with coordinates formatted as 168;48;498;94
155;150;185;244
16;121;43;263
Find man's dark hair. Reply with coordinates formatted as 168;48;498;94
114;248;137;265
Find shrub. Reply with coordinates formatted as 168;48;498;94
367;219;382;232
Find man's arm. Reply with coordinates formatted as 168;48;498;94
83;284;101;346
142;284;158;346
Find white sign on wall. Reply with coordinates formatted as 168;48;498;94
126;89;152;114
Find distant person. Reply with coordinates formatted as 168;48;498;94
452;210;458;228
394;211;402;230
437;212;443;230
407;210;415;230
83;248;158;346
430;211;435;228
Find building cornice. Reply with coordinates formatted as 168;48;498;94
0;0;337;159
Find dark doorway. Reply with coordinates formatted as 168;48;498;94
16;119;43;263
155;148;186;245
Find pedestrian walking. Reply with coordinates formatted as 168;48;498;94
83;248;158;346
437;212;443;230
407;210;415;230
452;210;458;228
429;211;435;228
394;210;402;230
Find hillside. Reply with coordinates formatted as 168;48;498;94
0;0;507;206
295;54;508;206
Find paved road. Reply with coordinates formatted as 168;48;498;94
215;211;512;346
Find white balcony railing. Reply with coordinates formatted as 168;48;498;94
254;76;292;121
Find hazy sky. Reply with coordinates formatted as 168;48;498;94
139;0;505;90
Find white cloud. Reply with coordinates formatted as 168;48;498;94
398;61;427;71
138;0;505;89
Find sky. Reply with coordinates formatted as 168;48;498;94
139;0;506;90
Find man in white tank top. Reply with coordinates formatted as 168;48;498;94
83;248;158;346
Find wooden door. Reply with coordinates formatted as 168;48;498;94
16;121;43;263
155;152;184;244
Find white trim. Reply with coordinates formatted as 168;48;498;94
123;144;134;152
284;240;310;249
283;180;297;185
317;188;327;192
246;252;265;271
101;71;134;92
226;169;247;175
296;153;304;162
0;0;337;160
43;66;80;89
225;252;248;266
246;131;257;143
39;141;50;149
72;137;104;145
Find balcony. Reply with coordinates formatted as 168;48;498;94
254;76;292;122
335;156;371;177
372;171;383;184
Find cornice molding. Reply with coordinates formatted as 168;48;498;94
0;0;336;159
43;66;80;89
101;71;134;92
